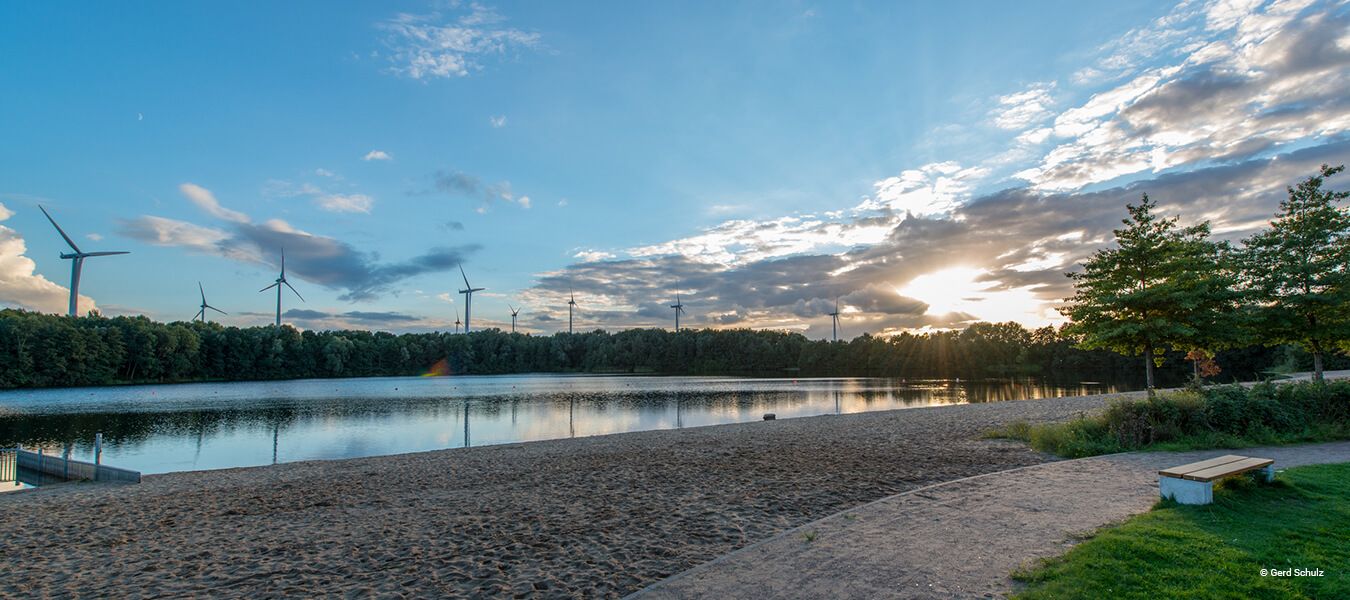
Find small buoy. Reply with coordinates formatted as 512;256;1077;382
395;388;399;391
763;413;776;421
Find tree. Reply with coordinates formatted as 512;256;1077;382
1061;194;1243;393
1241;164;1350;382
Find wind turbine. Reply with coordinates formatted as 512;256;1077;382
508;303;521;333
454;308;462;334
828;299;841;342
38;205;129;317
567;287;577;334
194;282;227;323
458;262;485;332
670;288;686;332
259;248;303;327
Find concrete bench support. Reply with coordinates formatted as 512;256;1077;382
1159;455;1273;505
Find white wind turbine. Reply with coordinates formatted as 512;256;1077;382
828;299;841;342
454;308;463;334
670;286;686;332
38;205;129;317
259;248;304;327
508;303;521;333
567;287;578;334
458;262;485;332
195;282;227;323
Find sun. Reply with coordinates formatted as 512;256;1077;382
898;268;1066;328
899;268;989;316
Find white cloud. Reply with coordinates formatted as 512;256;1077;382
313;193;375;214
377;6;541;80
180;183;250;223
263;180;323;197
574;250;615;262
489;115;507;128
858;161;989;216
363;150;392;161
1018;0;1350;191
85;233;103;241
992;84;1055;130
316;168;335;177
114;215;232;255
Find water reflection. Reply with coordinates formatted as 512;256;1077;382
0;373;1166;476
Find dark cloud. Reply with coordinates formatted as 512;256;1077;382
284;309;331;319
340;311;420;322
443;221;465;231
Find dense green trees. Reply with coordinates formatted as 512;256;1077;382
1241;165;1350;381
1062;195;1244;393
0;307;1225;390
1062;165;1349;388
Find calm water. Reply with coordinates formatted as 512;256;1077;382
0;373;1154;477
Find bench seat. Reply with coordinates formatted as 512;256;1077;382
1159;454;1274;505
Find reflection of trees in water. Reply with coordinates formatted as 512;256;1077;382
0;373;1178;452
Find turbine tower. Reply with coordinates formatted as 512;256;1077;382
195;282;227;323
508;303;521;333
670;290;686;332
38;205;129;317
828;299;841;342
567;287;577;334
458;262;485;332
259;248;303;327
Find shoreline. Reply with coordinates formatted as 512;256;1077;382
3;380;1334;599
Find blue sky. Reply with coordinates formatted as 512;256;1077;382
2;0;1349;339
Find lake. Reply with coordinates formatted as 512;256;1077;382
0;373;1157;477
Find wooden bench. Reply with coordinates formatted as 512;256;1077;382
1159;455;1273;505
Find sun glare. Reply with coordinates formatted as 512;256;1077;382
899;268;1063;328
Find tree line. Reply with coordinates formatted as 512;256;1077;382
0;307;1319;390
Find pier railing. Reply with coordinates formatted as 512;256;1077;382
0;448;14;484
6;447;140;485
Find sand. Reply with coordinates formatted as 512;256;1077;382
1;390;1140;599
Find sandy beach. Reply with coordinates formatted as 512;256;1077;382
0;392;1129;599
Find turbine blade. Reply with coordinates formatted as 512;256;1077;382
459;262;471;289
208;305;228;315
260;283;279;293
194;308;205;320
285;280;305;302
38;205;82;253
84;251;130;257
199;282;207;303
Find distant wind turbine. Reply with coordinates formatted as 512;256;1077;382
567;287;577;334
454;308;463;334
195;282;227;323
458;262;485;332
670;287;686;332
38;205;129;317
508;303;521;333
259;248;303;327
828;299;841;342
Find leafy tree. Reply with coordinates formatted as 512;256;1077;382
1241;165;1350;381
1061;194;1243;393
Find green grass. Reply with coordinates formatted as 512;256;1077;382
1009;463;1350;600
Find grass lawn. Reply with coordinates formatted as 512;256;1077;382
1010;463;1350;600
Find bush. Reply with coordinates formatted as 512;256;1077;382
987;381;1350;458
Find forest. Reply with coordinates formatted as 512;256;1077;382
0;308;1319;390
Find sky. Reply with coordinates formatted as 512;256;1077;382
2;0;1349;340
